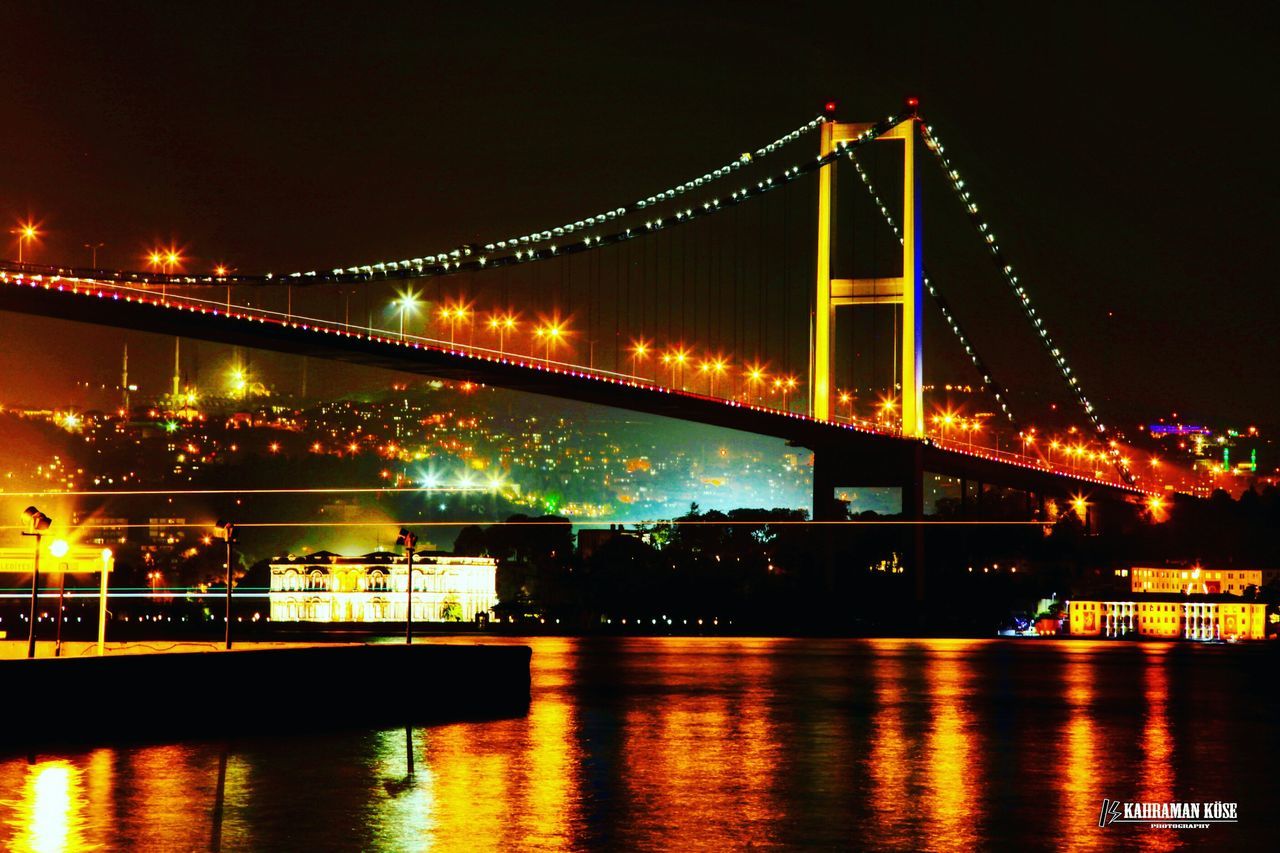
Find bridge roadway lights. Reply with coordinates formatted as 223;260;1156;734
0;277;1149;507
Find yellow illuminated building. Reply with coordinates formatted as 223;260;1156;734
1130;566;1279;596
1069;596;1269;641
269;551;497;623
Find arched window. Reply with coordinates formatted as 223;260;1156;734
369;571;386;591
309;571;325;591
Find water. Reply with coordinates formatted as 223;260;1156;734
1;637;1276;851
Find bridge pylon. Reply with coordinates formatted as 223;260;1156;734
813;114;923;437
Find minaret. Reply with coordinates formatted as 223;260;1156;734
122;344;130;412
172;338;181;399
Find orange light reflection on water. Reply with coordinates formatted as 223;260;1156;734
1060;643;1104;851
1139;644;1176;853
619;638;783;849
923;640;983;852
865;639;914;846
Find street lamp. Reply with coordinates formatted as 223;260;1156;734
661;346;689;388
488;313;518;354
20;506;52;658
744;364;767;404
11;223;39;264
777;375;798;412
394;291;421;340
49;539;70;656
396;528;418;644
838;390;854;422
630;339;651;378
699;356;729;397
213;520;236;649
84;242;105;267
534;318;567;365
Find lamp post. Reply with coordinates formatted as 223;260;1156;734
11;224;38;264
84;242;105;267
395;291;420;341
396;528;418;643
20;506;52;658
50;539;69;656
213;520;236;649
630;340;650;379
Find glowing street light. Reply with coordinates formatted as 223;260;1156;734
533;318;568;365
837;390;854;421
487;312;518;353
879;396;898;430
699;356;729;397
1019;431;1036;456
967;421;983;448
630;338;651;378
437;301;473;346
744;363;768;403
48;538;70;656
394;290;422;340
777;375;799;412
661;346;690;388
11;222;39;264
938;412;956;441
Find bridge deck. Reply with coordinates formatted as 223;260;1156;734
0;273;1152;500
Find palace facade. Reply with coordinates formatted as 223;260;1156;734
1068;595;1269;641
269;550;498;623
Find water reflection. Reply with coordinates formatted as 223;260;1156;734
923;641;982;852
1139;645;1176;853
0;638;1274;850
866;640;914;846
1060;644;1103;851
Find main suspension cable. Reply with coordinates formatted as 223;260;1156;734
846;152;1018;426
4;114;900;290
917;121;1132;483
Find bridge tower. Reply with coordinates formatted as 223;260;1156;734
813;111;923;437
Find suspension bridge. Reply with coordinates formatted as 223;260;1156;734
0;99;1182;549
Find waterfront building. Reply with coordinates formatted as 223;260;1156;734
1130;566;1280;596
269;551;498;623
1068;595;1269;641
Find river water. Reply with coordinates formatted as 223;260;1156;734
1;637;1275;851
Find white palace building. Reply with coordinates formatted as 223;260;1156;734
268;551;498;623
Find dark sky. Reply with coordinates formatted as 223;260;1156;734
0;2;1274;425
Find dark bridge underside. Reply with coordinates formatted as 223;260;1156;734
0;285;1142;504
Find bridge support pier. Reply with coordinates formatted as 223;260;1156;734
811;444;926;615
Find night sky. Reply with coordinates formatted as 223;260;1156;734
0;2;1274;425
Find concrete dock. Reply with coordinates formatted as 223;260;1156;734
0;642;531;749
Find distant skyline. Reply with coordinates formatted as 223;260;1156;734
1;3;1274;426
